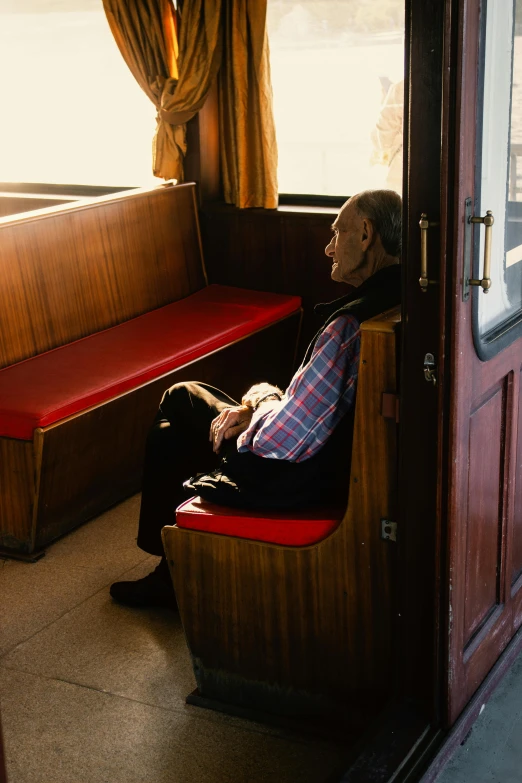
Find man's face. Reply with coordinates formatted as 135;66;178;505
325;197;370;286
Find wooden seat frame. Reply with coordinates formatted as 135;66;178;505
163;307;400;723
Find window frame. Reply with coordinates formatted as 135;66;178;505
472;0;522;361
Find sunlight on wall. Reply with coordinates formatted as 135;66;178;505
0;10;158;187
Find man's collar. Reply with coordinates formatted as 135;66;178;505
314;264;401;322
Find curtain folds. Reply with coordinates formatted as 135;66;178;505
103;0;278;208
103;0;222;181
219;0;278;209
155;0;223;181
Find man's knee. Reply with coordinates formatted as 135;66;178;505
158;381;229;438
160;381;201;418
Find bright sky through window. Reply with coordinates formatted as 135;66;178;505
0;1;404;196
267;1;405;197
0;1;158;187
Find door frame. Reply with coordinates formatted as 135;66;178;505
396;0;449;723
341;0;522;777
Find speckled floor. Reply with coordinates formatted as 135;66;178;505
0;496;348;783
434;650;522;783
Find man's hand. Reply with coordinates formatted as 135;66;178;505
209;405;254;453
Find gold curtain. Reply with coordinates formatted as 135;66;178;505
103;0;222;180
219;0;278;208
104;0;278;208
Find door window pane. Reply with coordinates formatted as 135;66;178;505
476;0;522;337
267;1;405;197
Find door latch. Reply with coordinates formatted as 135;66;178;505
381;519;397;542
423;353;437;385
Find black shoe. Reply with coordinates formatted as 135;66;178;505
110;559;177;609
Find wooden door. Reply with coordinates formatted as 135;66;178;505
444;0;522;724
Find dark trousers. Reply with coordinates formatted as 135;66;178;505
137;382;238;556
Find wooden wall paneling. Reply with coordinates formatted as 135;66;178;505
184;79;221;204
280;210;353;354
164;310;399;719
199;204;352;353
1;314;300;555
463;382;505;645
0;438;35;553
279;210;352;302
235;212;284;292
0;184;205;369
200;205;283;291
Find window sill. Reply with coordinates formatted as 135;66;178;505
200;200;340;217
277;204;339;215
0;182;137;198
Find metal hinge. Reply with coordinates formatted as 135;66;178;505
381;519;397;542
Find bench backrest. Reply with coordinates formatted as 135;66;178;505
0;182;206;369
349;305;400;524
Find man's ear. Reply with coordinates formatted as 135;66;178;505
361;218;374;251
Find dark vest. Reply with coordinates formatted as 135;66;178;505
186;264;401;509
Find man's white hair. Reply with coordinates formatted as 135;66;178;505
353;189;402;258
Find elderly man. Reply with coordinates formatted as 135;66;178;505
110;189;402;608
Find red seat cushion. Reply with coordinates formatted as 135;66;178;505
0;285;301;440
175;496;343;546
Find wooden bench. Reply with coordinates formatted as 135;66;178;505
0;183;302;558
162;306;400;723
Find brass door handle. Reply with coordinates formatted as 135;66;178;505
468;210;494;292
419;213;439;292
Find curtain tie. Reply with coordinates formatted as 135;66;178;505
159;108;196;125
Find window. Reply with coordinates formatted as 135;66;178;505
0;0;158;188
474;0;522;352
267;0;405;198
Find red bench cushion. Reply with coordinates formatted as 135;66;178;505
0;285;301;440
174;496;343;546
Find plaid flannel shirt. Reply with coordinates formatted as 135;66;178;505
237;313;360;462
